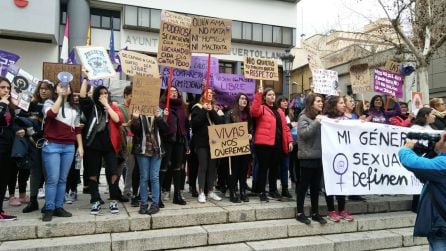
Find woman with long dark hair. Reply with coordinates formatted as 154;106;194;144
364;95;400;124
250;87;293;202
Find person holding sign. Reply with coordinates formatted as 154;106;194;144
225;93;253;203
191;89;225;203
250;87;293;202
295;93;327;225
130;108;169;215
363;95;400;124
399;132;446;250
41;80;83;222
79;78;125;215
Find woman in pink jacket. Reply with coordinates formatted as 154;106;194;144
250;87;293;202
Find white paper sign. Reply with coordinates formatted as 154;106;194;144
76;46;116;80
312;69;339;96
5;66;38;111
321;119;423;195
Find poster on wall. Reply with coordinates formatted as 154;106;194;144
243;56;278;81
190;16;232;54
76;46;116;80
312;69;339;96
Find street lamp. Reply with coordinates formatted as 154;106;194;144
280;48;295;100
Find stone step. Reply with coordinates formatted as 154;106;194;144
0;212;419;251
376;246;429;251
0;197;413;242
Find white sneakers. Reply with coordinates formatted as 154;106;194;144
37;188;45;199
208;192;222;201
198;191;222;203
198;193;206;203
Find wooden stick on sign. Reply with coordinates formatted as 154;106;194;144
205;54;211;104
165;67;174;118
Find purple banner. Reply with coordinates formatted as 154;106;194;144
211;73;256;106
161;56;219;94
0;50;20;77
374;68;403;97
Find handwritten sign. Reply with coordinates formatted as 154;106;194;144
161;56;219;94
211;73;255;106
312;69;339;96
349;64;371;94
208;122;251;159
130;75;161;116
384;60;401;74
243;56;278;81
191;16;232;54
119;50;159;77
321;119;423;195
5;65;38;111
157;10;192;70
374;68;403;97
76;46;115;80
0;50;20;77
302;42;324;71
43;63;82;93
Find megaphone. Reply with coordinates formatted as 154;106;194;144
57;72;73;88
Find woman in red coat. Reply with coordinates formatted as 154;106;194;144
250;87;293;202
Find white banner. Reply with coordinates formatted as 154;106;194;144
321;119;423;195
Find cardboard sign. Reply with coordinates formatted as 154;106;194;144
157;10;192;70
384;60;401;74
0;50;20;77
373;68;403;97
130;75;161;116
208;122;251;159
191;16;232;54
76;46;116;80
119;50;159;77
43;63;82;93
411;92;423;115
321;119;423;195
5;65;38;111
349;64;371;94
301;42;324;71
243;56;278;81
211;73;256;106
312;69;339;96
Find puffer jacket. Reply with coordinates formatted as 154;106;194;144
190;103;224;149
399;148;446;238
297;113;321;159
250;92;292;154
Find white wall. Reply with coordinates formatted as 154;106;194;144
0;39;58;79
95;0;297;27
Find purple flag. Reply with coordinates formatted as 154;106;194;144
67;49;77;64
211;73;256;106
161;56;219;94
0;50;20;77
373;68;403;98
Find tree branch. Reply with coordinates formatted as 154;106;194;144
425;33;446;63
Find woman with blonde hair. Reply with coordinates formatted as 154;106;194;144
429;98;446;130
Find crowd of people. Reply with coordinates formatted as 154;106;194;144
1;74;445;225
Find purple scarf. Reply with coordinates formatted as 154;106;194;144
160;98;187;137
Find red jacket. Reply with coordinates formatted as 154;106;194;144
109;103;124;154
389;115;411;127
250;92;292;154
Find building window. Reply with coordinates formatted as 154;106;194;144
124;6;137;26
283;27;292;45
219;62;235;74
101;16;111;29
138;8;150;27
124;5;162;31
253;24;262;42
150;9;161;29
61;6;120;30
273;26;282;44
91;15;101;28
242;22;252;40
262;25;273;43
232;21;242;40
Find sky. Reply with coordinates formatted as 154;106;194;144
296;0;387;43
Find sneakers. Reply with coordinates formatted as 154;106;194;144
109;201;119;214
163;191;170;200
268;191;281;200
8;196;21;206
38;188;45;199
259;192;269;202
54;208;72;217
296;213;311;225
64;193;73;204
42;210;54;222
311;214;327;225
90;201;102;215
327;211;341;222
0;211;17;221
19;195;30;204
147;203;160;215
139;204;148;215
339;210;354;221
208;191;222;201
198;192;206;203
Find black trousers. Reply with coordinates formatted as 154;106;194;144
296;159;323;214
229;154;250;192
255;145;282;193
187;148;199;192
160;141;186;194
8;162;29;195
325;195;346;212
0;152;13;212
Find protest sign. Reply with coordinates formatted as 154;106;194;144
208;122;250;159
301;42;324;71
243;56;278;81
349;64;371;94
76;46;116;80
321;119;423;195
211;73;255;106
157;10;192;70
191;16;232;54
0;50;20;77
312;69;339;96
384;60;401;74
5;65;38;111
130;75;160;117
161;56;219;94
43;63;82;93
119;50;159;77
374;68;403;97
411;92;423;115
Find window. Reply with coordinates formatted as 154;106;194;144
273;26;282;44
263;25;273;43
242;23;252;40
91;15;101;28
253;24;262;42
124;6;137;26
283;27;292;45
138;8;150;27
219;62;235;74
124;6;163;31
113;17;121;29
150;9;161;29
232;21;242;39
101;16;111;29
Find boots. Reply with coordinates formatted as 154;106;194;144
282;188;292;198
173;192;187;205
229;189;241;203
172;170;186;205
110;181;129;202
23;196;39;213
240;190;249;202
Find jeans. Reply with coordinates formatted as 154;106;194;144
136;154;161;206
429;236;446;251
280;154;290;189
42;142;75;210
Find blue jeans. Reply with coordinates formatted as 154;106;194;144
280;154;290;189
42;142;75;210
136;154;161;206
429;236;446;251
